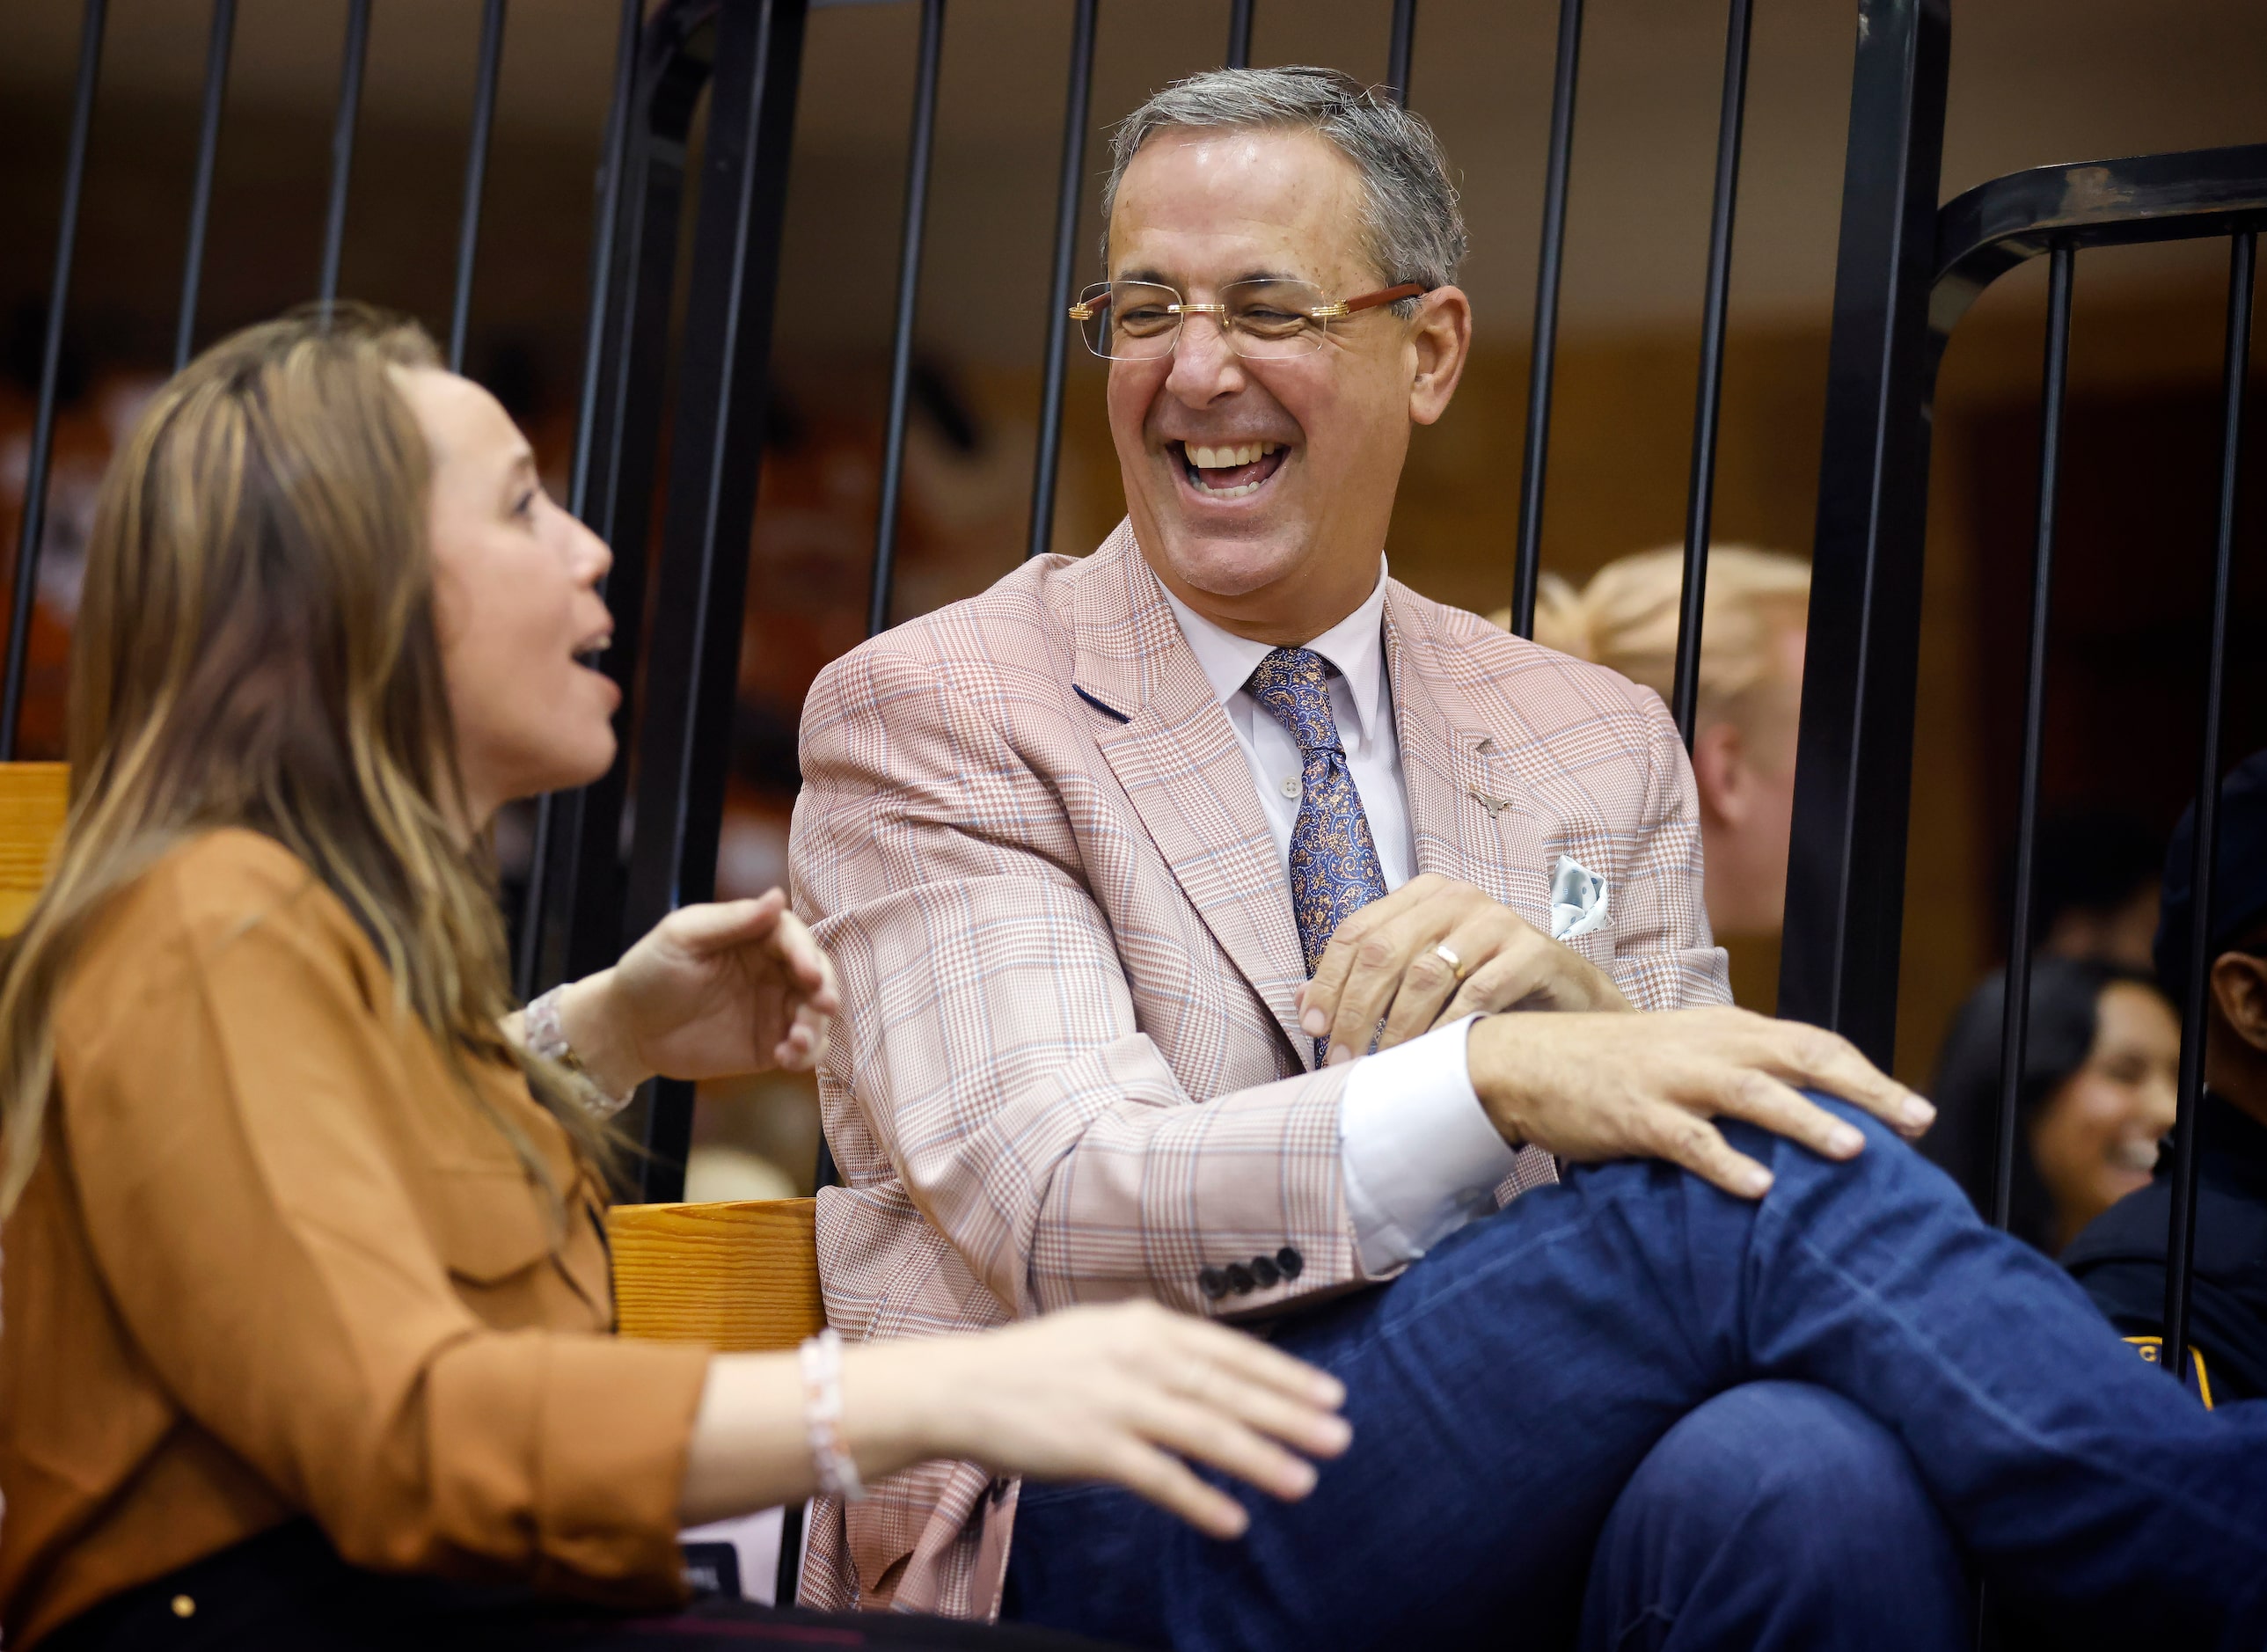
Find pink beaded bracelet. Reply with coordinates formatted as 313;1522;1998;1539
798;1329;867;1502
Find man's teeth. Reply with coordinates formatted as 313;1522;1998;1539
1187;441;1280;470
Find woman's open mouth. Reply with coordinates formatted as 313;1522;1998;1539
1172;439;1288;501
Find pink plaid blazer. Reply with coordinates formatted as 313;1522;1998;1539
787;522;1730;1618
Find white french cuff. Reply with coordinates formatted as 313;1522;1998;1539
1338;1014;1521;1276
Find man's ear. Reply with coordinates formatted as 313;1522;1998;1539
1690;720;1745;828
2209;951;2267;1054
1408;285;1473;427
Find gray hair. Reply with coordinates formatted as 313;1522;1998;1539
1100;66;1466;315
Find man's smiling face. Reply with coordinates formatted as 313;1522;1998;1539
1105;125;1468;645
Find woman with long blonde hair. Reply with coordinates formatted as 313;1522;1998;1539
0;307;1346;1650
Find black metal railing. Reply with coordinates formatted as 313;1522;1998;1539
6;0;2255;1419
1782;0;2264;1401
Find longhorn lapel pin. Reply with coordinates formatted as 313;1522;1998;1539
1468;788;1515;819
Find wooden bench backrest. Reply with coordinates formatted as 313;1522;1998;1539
607;1198;826;1352
0;763;69;937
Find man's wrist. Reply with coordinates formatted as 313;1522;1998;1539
1466;1014;1530;1152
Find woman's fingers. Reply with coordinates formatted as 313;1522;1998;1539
768;910;840;1005
660;892;786;956
772;1001;830;1071
1173;1316;1346;1412
1101;1438;1252;1539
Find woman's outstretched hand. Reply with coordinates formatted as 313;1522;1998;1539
552;890;841;1096
852;1304;1351;1539
676;1303;1353;1535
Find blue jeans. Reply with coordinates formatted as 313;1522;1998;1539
1003;1097;2267;1651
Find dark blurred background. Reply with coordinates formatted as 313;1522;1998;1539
3;0;2261;1191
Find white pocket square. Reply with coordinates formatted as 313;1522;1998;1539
1549;854;1611;942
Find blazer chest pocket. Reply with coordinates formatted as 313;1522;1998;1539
429;1164;556;1286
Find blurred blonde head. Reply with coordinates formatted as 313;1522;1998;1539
1525;545;1809;735
1497;546;1810;938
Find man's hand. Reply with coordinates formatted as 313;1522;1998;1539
1468;1006;1937;1197
1297;874;1630;1063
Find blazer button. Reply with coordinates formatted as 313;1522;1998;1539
1276;1246;1305;1280
1250;1254;1281;1288
1225;1262;1257;1295
1199;1266;1230;1300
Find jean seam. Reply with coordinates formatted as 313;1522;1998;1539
1758;1197;2267;1565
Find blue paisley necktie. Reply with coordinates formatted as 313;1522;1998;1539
1247;649;1390;1026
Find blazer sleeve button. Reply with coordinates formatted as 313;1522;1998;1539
1250;1254;1281;1288
1276;1246;1305;1280
1225;1262;1257;1295
1199;1266;1230;1300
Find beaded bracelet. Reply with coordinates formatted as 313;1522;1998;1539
523;986;636;1117
798;1329;867;1502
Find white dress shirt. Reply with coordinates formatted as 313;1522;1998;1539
1158;561;1519;1274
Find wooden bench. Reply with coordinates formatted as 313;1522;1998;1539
0;763;68;937
608;1196;825;1350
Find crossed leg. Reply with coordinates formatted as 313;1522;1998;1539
1005;1097;2267;1651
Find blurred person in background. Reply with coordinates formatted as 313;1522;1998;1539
0;307;1349;1651
1495;546;1810;944
2064;749;2267;1401
2017;810;2164;971
1927;958;2181;1254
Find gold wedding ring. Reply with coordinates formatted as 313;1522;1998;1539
1433;942;1467;981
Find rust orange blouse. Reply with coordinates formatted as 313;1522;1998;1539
0;830;713;1648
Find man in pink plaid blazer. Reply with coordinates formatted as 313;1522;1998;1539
790;67;2267;1652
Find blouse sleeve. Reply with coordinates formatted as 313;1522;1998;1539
54;845;712;1600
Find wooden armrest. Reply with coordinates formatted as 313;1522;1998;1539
0;763;69;938
608;1197;825;1353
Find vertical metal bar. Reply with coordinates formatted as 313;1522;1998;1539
2163;229;2254;1383
1226;0;1254;69
1774;0;1950;1066
1386;0;1416;106
318;0;373;309
449;0;509;373
550;16;715;1002
1509;0;1582;638
2;0;106;761
625;0;812;1202
1025;0;1097;562
1990;244;2074;1232
503;0;634;1005
1669;0;1754;747
174;0;235;373
867;0;947;639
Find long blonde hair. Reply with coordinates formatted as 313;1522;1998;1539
0;304;615;1217
1510;545;1810;734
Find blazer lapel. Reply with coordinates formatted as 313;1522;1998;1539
1071;527;1313;1064
1383;586;1557;934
